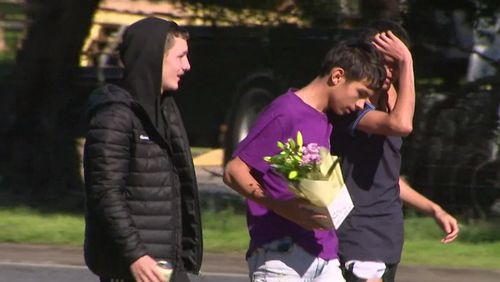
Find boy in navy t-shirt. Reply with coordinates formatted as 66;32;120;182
331;21;460;282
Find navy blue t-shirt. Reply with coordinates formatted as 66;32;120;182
330;104;404;264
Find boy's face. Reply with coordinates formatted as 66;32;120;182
161;37;191;92
328;71;374;115
382;60;398;91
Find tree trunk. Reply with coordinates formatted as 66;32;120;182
3;0;100;204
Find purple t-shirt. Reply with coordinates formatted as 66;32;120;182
234;89;338;260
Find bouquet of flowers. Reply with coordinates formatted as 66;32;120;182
264;131;353;229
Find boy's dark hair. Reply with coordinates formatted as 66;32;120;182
361;19;411;47
318;38;386;91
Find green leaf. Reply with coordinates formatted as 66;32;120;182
270;155;283;163
288;170;298;180
277;141;285;149
288;138;296;150
296;131;303;148
263;156;271;162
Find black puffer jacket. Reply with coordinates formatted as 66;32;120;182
84;84;202;280
83;17;202;281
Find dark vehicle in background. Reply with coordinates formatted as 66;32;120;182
78;25;355;159
1;5;499;217
78;22;500;217
180;26;354;159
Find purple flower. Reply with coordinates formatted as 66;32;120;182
302;143;320;154
302;143;321;165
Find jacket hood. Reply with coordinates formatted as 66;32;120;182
119;17;177;129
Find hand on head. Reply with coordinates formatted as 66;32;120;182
371;30;412;67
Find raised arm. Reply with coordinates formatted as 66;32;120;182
399;178;459;244
356;31;415;136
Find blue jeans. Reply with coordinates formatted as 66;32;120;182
247;238;345;282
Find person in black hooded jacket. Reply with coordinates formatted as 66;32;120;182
83;17;203;282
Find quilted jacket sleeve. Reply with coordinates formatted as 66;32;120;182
84;103;148;265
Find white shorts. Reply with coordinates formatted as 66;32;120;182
247;238;345;282
345;260;387;279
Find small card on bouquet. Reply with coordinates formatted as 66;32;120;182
326;184;354;230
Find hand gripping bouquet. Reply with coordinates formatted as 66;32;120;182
264;131;353;229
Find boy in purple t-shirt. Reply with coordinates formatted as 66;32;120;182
223;39;386;281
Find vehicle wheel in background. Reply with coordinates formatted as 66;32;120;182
223;87;274;164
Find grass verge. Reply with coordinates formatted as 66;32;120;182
202;209;249;252
0;206;250;250
190;147;214;157
1;206;500;269
403;217;500;269
0;206;84;246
